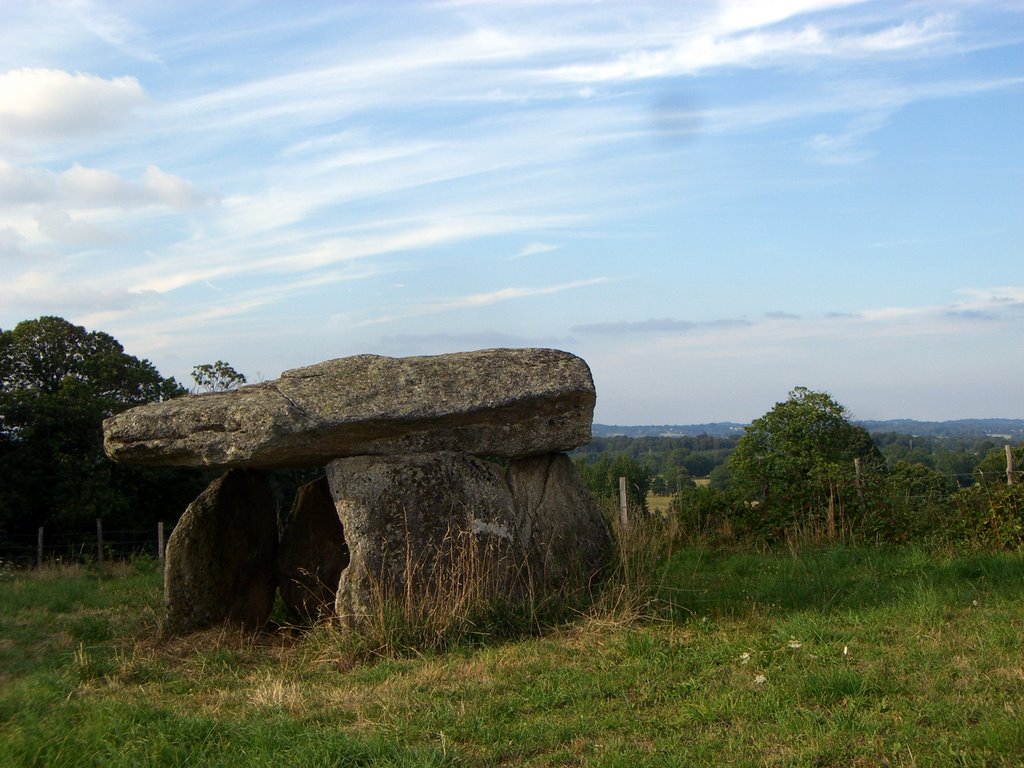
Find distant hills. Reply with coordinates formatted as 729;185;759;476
593;419;1024;440
593;423;747;438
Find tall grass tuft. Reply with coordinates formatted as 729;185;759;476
583;502;682;626
313;517;598;661
301;500;692;661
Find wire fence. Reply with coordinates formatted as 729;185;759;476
0;522;168;568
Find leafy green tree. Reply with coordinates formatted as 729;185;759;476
191;360;247;392
0;316;194;536
573;453;652;513
887;461;956;499
728;387;884;535
973;444;1024;487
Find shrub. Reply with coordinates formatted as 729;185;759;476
947;483;1024;549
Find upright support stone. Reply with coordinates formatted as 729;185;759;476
326;451;610;629
327;452;521;628
164;469;278;635
505;453;612;584
277;476;349;622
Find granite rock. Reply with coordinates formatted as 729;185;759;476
103;348;595;468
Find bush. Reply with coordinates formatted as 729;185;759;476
856;462;955;545
947;483;1024;549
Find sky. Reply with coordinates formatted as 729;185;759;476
1;0;1022;425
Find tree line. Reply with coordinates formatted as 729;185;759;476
574;387;1022;548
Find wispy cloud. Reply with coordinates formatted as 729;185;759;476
512;241;560;259
545;10;956;82
362;277;608;326
69;0;163;64
0;1;1020;419
572;317;752;335
575;286;1024;346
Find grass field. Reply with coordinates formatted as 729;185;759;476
1;544;1022;767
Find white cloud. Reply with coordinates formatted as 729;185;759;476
716;0;863;34
573;317;751;335
142;165;207;208
0;267;161;317
953;286;1024;313
512;241;560;259
806;111;890;164
0;68;145;143
360;277;608;326
36;208;122;245
431;277;608;310
0;160;51;203
0;160;206;211
546;9;956;82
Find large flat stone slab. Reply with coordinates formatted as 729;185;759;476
103;348;595;468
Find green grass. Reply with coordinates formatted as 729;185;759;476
1;547;1022;766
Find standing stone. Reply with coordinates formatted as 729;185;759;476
277;477;349;622
505;452;612;585
164;469;278;635
328;452;521;628
326;451;610;628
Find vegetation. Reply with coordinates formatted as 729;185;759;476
574;433;736;487
575;388;1023;551
572;453;654;513
0;317;207;542
1;543;1022;766
0;316;316;563
728;388;883;507
191;360;248;393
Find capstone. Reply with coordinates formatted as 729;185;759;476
103;348;595;468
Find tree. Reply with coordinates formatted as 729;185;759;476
728;387;884;535
191;360;247;393
973;444;1024;487
0;316;194;536
573;453;652;513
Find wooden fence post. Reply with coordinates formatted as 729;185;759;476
95;518;104;564
1007;445;1015;486
37;527;44;569
618;476;629;529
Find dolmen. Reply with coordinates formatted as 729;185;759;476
102;348;612;635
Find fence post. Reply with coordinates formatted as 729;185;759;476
619;476;629;529
1007;445;1015;486
853;457;864;500
37;527;44;569
158;521;165;564
96;518;104;564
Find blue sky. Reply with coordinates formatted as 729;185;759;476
1;1;1021;424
